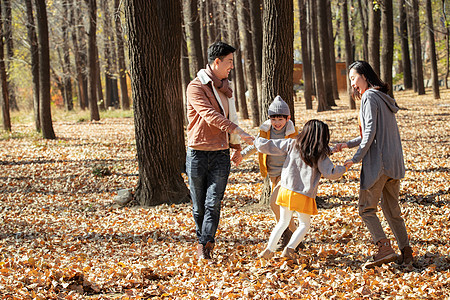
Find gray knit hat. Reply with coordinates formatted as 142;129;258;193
268;95;290;116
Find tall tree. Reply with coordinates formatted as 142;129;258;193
411;0;425;95
342;0;355;109
398;0;412;90
157;0;187;171
380;0;393;97
357;0;368;60
3;0;18;111
35;0;55;139
298;0;312;109
326;0;339;100
199;0;208;65
442;0;449;89
62;0;74;110
368;0;381;75
317;0;336;106
183;0;204;79
309;0;329;112
114;0;130;109
0;0;10;131
125;0;189;206
227;0;248;119
86;0;100;120
249;0;263;101
237;0;259;126
425;0;440;99
25;0;40;131
102;0;115;108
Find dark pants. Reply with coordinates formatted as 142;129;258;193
186;148;230;245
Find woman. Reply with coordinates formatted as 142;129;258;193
336;61;413;268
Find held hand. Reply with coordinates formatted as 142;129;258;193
344;160;353;169
240;132;254;145
231;150;243;166
333;143;348;153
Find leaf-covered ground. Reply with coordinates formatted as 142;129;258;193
1;89;449;299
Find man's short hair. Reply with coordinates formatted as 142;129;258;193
207;41;236;65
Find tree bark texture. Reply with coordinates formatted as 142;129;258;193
357;0;368;60
298;0;312;110
237;0;259;126
25;0;40;131
114;0;130;109
326;0;339;100
87;0;100;120
62;0;74;111
125;0;189;206
35;0;56;139
380;0;393;97
425;0;440;99
398;0;412;90
411;0;425;95
0;0;10;131
342;0;355;109
249;0;263;103
368;1;381;75
183;0;204;79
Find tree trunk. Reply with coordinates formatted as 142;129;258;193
357;0;368;60
125;0;190;206
3;0;18;111
425;0;440;99
95;44;105;110
249;0;263;103
72;0;88;110
411;0;425;95
87;0;100;120
181;20;190;112
206;1;216;43
399;0;412;90
101;0;114;108
318;0;336;107
62;0;73;111
298;0;312;110
157;0;187;172
199;0;208;66
25;0;40;131
237;0;259;126
342;0;355;109
326;0;339;100
368;0;381;75
443;0;449;89
183;0;204;79
0;0;10;131
227;0;248;119
310;0;329;112
407;2;417;92
260;0;293;205
114;0;130;109
380;0;393;97
35;0;55;139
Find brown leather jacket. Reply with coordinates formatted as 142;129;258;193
186;69;241;151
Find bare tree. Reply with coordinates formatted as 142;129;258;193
114;0;130;109
62;0;74;110
443;0;449;89
357;0;368;60
342;0;355;109
399;0;412;90
425;0;440;99
125;0;189;206
183;0;204;78
410;0;425;95
326;0;339;100
25;0;40;131
368;0;381;75
249;0;263;100
380;0;393;97
0;0;10;131
86;0;100;120
298;0;313;109
237;0;259;125
35;0;56;139
3;0;18;111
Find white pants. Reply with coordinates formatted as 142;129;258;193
266;205;311;251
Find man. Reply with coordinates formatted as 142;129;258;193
185;41;253;260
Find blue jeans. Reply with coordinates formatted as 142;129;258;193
186;148;230;245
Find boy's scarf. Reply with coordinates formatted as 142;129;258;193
204;64;233;98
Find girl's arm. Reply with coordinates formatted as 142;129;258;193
318;156;347;180
240;145;257;160
253;137;291;156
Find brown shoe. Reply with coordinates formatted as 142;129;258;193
276;228;293;251
364;239;398;268
281;247;297;263
197;242;214;260
398;246;413;265
259;248;274;259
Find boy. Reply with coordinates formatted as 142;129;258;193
239;96;299;250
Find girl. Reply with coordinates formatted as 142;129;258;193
255;119;347;261
334;61;412;268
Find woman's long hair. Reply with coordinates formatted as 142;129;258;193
349;60;390;100
295;119;331;168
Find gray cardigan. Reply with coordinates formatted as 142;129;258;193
254;137;346;199
347;89;405;190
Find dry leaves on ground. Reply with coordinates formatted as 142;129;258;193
0;89;449;299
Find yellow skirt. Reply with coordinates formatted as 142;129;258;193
276;187;318;215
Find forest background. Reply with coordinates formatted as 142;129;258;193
1;0;449;298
